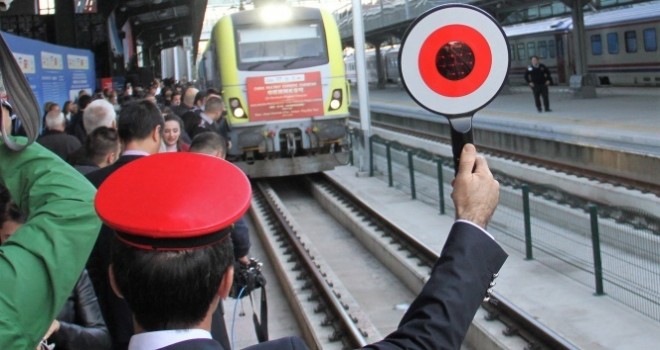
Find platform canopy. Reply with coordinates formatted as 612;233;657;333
108;0;208;56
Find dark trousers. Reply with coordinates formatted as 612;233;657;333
532;84;550;111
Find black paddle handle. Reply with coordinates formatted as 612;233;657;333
448;116;474;175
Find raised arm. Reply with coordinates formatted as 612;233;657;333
364;144;508;350
0;139;101;349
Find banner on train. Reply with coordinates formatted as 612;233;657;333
246;72;323;121
1;31;95;114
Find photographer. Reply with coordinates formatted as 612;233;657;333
0;117;101;348
189;131;252;348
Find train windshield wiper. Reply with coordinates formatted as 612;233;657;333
246;60;280;70
283;56;318;68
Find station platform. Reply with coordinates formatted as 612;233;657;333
352;85;660;156
323;164;660;349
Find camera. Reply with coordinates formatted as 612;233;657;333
230;257;266;299
0;0;13;12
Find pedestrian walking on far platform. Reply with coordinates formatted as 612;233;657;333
524;55;553;112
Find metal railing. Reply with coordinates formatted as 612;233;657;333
352;132;660;322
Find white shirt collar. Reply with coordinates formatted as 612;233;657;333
200;112;214;126
128;329;212;350
122;149;151;157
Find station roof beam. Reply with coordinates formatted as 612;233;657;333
114;0;208;57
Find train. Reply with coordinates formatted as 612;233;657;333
345;45;401;86
198;5;351;178
344;1;660;87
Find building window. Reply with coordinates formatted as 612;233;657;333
548;39;556;58
607;32;619;54
625;31;637;53
527;42;536;58
75;0;97;14
509;44;516;61
517;43;526;61
591;34;602;55
644;28;657;52
538;40;547;59
37;0;55;15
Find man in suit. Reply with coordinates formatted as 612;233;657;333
86;99;164;350
172;87;198;117
37;110;82;160
188;96;231;149
190;132;251;348
99;143;506;350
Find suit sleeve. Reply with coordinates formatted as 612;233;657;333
0;139;101;349
363;221;507;350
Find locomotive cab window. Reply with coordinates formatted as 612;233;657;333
625;31;637;53
607;32;619;54
591;34;602;55
643;28;657;52
236;22;328;70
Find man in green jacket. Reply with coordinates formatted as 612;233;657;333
0;136;101;349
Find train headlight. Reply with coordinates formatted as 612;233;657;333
234;107;245;118
328;89;343;111
229;98;248;119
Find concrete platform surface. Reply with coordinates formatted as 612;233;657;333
325;164;660;350
353;86;660;155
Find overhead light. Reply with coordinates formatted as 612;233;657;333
169;32;176;37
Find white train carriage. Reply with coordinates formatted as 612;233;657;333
505;1;660;86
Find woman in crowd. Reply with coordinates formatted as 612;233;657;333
162;114;189;152
62;100;77;125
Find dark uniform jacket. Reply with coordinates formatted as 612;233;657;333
37;130;82;161
524;64;553;85
158;336;308;350
158;222;507;350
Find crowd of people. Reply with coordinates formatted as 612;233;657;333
0;77;508;350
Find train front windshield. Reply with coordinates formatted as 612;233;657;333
236;22;329;70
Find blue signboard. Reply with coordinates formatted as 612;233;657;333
1;31;96;115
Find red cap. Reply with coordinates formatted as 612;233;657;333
95;152;251;250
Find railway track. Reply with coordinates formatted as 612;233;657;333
248;175;578;349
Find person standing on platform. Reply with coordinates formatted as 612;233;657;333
189;131;251;349
86;100;164;350
524;55;553;112
37;111;82;161
98;143;506;350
